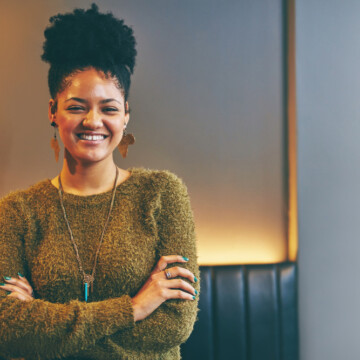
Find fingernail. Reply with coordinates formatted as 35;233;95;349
6;291;11;295
195;289;198;295
194;276;198;283
182;256;189;261
3;276;11;281
18;272;24;277
0;283;5;286
192;296;196;300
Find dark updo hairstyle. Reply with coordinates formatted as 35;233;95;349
41;3;136;108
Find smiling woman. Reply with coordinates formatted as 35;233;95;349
0;4;199;359
49;68;130;190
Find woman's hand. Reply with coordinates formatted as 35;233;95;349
0;273;34;302
131;255;197;322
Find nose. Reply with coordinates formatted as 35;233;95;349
82;110;102;129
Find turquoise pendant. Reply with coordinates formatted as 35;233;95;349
83;274;94;302
85;283;88;302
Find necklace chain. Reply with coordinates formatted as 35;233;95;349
57;167;119;301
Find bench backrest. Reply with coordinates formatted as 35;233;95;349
181;263;299;360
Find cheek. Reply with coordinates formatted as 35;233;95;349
57;113;84;132
57;121;78;144
58;123;74;136
109;120;125;137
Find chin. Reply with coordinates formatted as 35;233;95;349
66;148;114;165
83;153;113;164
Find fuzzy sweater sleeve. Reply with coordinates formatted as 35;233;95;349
108;171;200;353
0;196;135;360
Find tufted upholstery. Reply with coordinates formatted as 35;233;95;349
181;263;298;360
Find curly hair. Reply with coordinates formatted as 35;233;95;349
41;3;137;103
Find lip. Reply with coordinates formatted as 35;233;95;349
76;132;109;136
76;133;109;143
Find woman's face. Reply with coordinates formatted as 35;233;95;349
49;67;129;165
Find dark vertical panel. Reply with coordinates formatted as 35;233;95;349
279;263;299;360
181;267;214;360
247;266;280;360
214;266;247;360
284;0;298;262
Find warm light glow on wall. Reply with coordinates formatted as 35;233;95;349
196;225;287;266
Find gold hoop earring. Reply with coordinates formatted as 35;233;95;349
118;128;135;158
50;122;60;162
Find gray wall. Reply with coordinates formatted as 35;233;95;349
0;0;288;265
297;0;360;358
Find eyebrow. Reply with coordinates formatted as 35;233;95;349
64;97;122;105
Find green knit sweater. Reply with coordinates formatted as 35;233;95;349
0;167;199;360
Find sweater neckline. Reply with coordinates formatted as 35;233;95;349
46;167;142;204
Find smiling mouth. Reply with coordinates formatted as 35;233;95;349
77;134;108;141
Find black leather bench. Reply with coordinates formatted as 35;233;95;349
181;263;299;360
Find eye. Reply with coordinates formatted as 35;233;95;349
103;107;119;113
67;105;85;111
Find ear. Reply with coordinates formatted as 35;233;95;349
124;101;130;127
48;99;57;126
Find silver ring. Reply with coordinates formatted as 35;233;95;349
165;270;172;279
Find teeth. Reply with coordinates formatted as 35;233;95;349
79;134;105;141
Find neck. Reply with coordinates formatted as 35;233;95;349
59;152;118;195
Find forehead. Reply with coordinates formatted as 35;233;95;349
59;68;124;102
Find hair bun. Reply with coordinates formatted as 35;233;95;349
41;3;136;73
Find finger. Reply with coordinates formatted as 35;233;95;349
0;284;32;298
3;277;33;295
8;291;33;302
162;278;198;296
0;283;11;292
17;275;35;296
17;273;32;286
155;255;189;272
165;288;196;301
163;266;196;282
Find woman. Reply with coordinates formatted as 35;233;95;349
0;4;199;359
